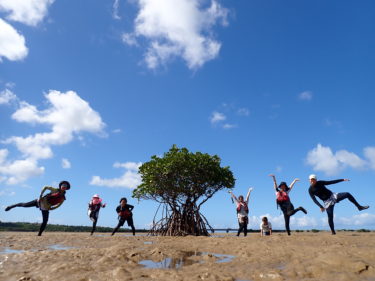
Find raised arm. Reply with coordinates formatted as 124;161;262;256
229;191;239;203
245;187;253;203
269;174;278;190
288;178;300;191
320;179;348;185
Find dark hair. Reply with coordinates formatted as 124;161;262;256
277;182;289;192
59;180;70;190
262;216;268;222
119;197;127;203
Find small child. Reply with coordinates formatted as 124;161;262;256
260;216;272;236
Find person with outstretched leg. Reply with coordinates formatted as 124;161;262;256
5;181;71;236
270;175;307;235
308;174;369;235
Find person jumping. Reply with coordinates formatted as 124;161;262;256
111;197;135;236
88;194;106;235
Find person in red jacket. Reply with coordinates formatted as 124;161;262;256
270;175;307;235
5;181;71;236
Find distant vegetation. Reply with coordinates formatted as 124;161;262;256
0;222;147;233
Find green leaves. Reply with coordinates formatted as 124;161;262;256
132;145;235;207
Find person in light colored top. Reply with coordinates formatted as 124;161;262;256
229;187;253;237
88;194;106;235
260;216;272;236
5;181;71;236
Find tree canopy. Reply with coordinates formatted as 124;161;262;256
132;145;235;236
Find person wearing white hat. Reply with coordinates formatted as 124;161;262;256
88;194;106;235
308;174;369;235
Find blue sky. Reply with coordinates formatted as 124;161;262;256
1;0;375;231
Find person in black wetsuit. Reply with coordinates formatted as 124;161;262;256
308;174;369;235
5;181;70;236
270;175;307;235
111;197;136;236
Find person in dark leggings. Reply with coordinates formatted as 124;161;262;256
88;194;106;235
111;197;135;236
5;181;70;236
229;187;253;237
308;174;369;235
270;175;307;235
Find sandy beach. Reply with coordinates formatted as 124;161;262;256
0;231;374;281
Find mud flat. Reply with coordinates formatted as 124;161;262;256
0;231;374;281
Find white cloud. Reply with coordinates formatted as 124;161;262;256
306;144;367;176
90;161;142;189
222;123;237;129
364;147;375;170
61;158;71;169
0;18;28;62
0;0;54;26
112;128;122;134
237;108;250;116
249;214;316;229
336;213;375;227
298;91;313;101
0;90;106;184
112;0;121;20
0;188;16;196
122;32;138;46
123;0;228;69
0;88;17;104
210;111;226;124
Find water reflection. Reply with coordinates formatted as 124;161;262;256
0;248;25;255
139;251;234;269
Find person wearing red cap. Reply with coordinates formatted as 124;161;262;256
5;181;71;236
88;194;106;235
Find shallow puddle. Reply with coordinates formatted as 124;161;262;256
0;248;25;255
139;251;234;269
143;241;153;245
48;244;74;251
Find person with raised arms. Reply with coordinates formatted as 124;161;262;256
5;181;71;236
229;187;253;237
308;174;369;235
270;175;307;236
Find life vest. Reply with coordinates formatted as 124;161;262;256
236;202;249;214
119;209;132;219
45;192;65;206
276;191;290;203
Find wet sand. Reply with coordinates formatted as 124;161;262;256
0;231;374;281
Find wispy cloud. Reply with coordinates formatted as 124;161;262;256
112;0;121;20
121;0;228;69
0;88;17;104
0;90;106;184
61;158;71;169
306;144;375;176
90;162;142;189
298;91;313;101
210;111;226;124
